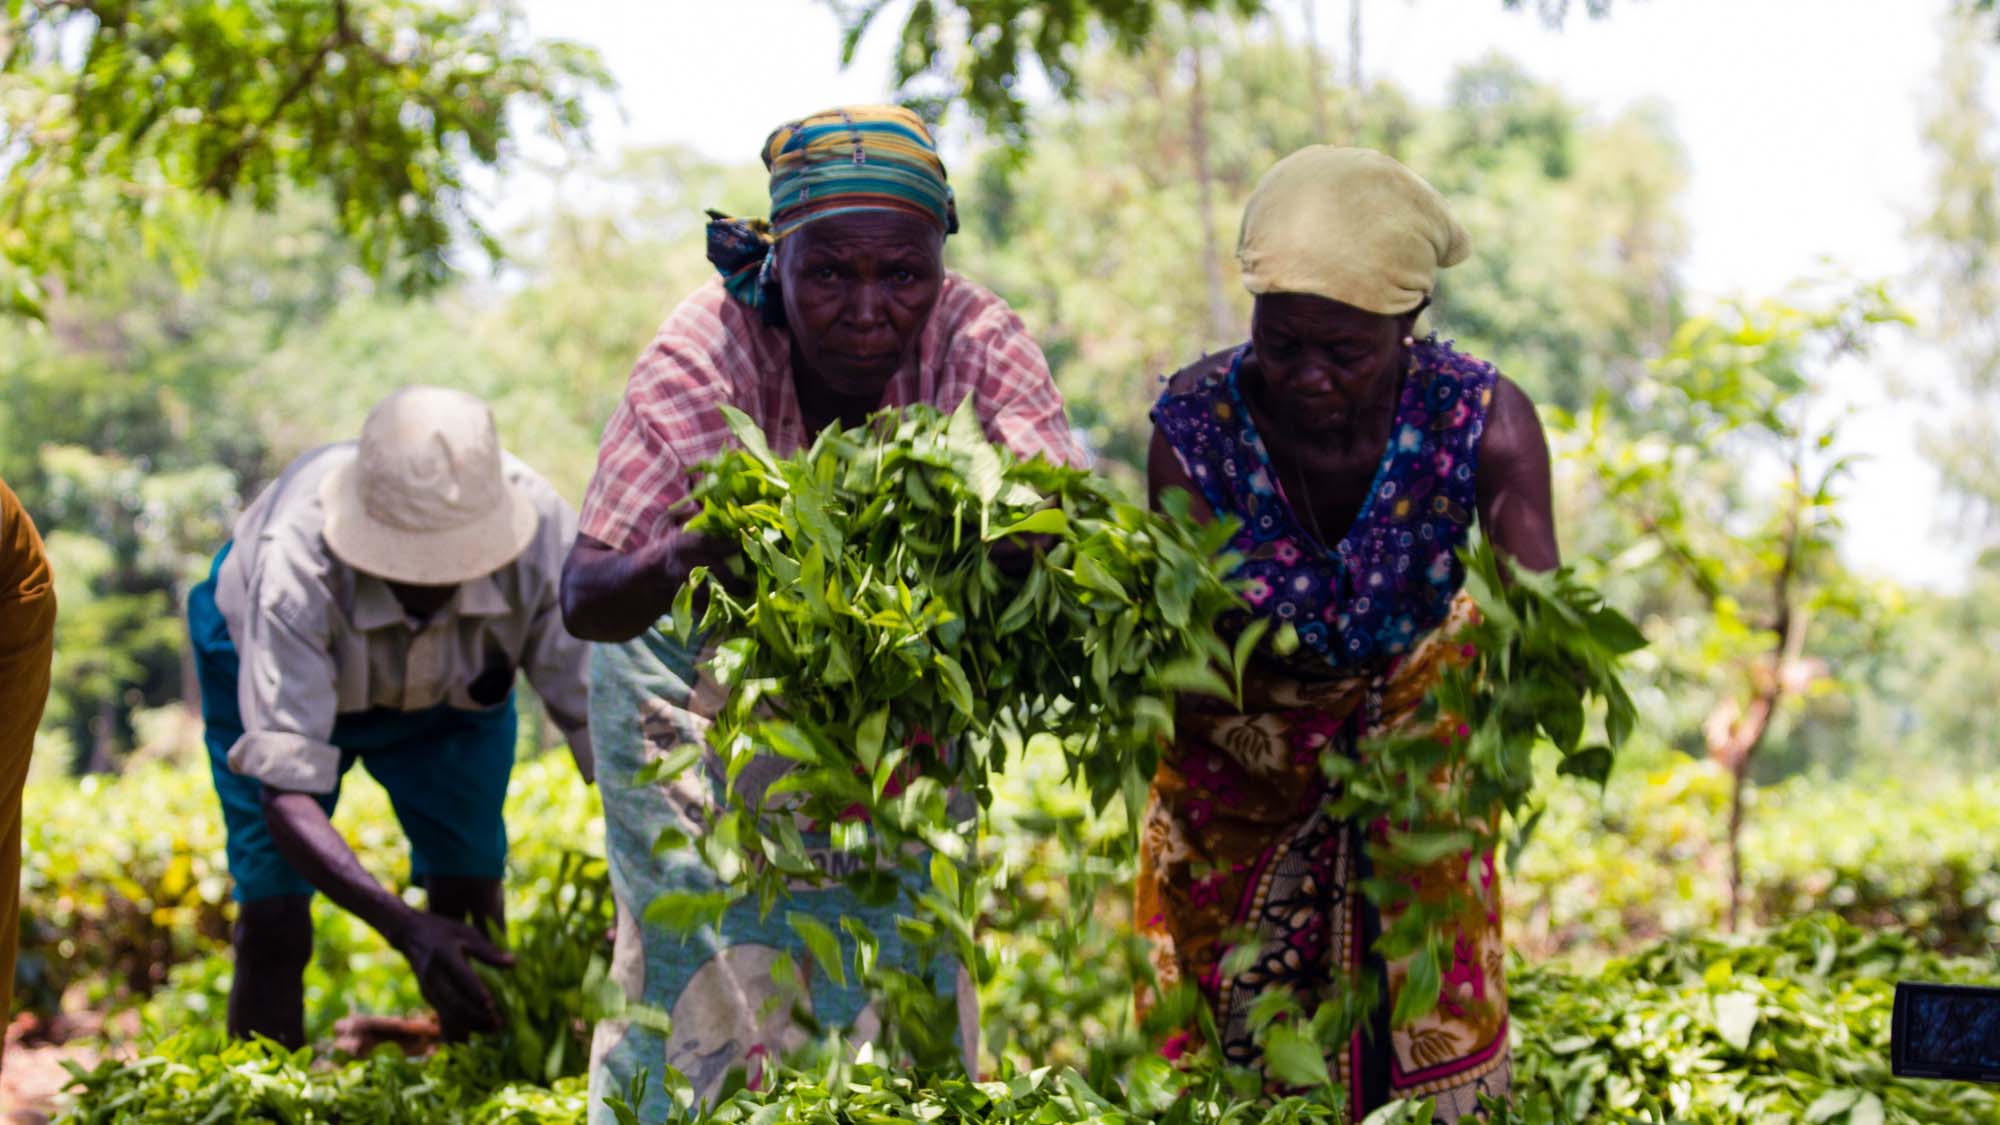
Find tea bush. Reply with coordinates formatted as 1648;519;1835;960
65;912;2000;1123
19;748;601;1029
1509;754;2000;959
1506;914;2000;1123
31;674;2000;1122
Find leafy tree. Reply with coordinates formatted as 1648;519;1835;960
34;448;234;772
949;36;1686;483
1917;10;2000;545
0;199;365;767
3;149;761;765
827;0;1261;144
1;0;607;314
1417;56;1686;411
825;0;1626;141
238;147;767;502
1562;283;1909;929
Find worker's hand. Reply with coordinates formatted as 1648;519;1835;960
665;527;752;598
393;912;513;1038
987;532;1055;580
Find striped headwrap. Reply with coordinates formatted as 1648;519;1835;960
706;105;959;318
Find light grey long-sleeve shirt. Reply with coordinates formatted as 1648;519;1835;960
214;443;593;794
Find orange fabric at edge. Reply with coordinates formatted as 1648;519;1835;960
0;477;56;1047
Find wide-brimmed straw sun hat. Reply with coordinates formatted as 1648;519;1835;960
318;386;538;586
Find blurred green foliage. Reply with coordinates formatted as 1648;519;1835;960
1919;11;2000;551
18;749;599;1038
0;0;608;312
42;739;2000;1123
826;0;1627;144
1514;751;2000;960
1506;914;2000;1123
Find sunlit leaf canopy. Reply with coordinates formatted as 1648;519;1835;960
829;0;1640;144
0;0;609;316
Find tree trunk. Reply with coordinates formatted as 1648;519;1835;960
1718;693;1773;933
90;695;118;775
1714;475;1810;932
1187;42;1234;347
1346;0;1364;139
1301;0;1331;141
1348;0;1363;90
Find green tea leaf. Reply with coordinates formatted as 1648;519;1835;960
1713;990;1759;1050
990;508;1069;540
1390;945;1442;1028
1262;1024;1330;1089
855;706;888;773
719;404;780;473
1586;606;1648;655
642;889;733;935
787;912;847;989
1557;745;1615;787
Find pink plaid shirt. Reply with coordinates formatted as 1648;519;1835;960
580;274;1083;551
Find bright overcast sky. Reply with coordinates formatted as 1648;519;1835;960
517;0;1992;589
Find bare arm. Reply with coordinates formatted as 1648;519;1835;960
559;530;737;644
262;789;512;1030
262;789;421;940
1146;352;1233;518
1475;376;1560;573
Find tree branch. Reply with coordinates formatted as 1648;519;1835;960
1720;455;1808;931
1631;507;1725;609
200;0;356;195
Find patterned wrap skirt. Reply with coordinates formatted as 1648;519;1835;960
585;629;975;1124
1135;595;1509;1121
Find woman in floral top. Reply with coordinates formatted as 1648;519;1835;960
1136;147;1558;1120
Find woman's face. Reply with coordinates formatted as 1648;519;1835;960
776;211;946;400
1249;292;1415;446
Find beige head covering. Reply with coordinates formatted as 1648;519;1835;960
1236;146;1470;317
319;386;538;586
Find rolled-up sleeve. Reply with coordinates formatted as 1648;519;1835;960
527;609;593;782
229;576;342;794
521;499;594;782
577;299;741;553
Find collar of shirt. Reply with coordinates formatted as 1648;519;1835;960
349;570;513;633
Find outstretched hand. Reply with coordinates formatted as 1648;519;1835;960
394;912;514;1038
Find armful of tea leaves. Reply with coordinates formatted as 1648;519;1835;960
648;400;1251;906
1320;533;1644;1033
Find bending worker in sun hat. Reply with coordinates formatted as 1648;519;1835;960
1138;147;1557;1120
562;104;1081;1118
188;386;594;1048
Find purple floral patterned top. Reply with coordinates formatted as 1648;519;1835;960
1151;338;1497;671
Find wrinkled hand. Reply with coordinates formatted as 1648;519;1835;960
394;912;513;1037
668;527;752;598
988;532;1055;580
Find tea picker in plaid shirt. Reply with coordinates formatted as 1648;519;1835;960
561;105;1081;1117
